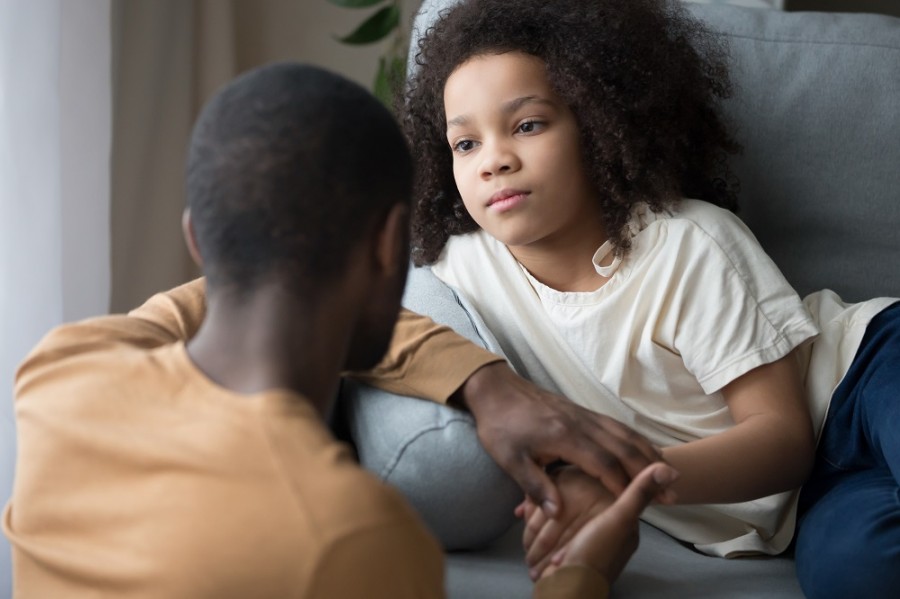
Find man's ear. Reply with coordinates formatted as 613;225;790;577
182;209;203;268
373;203;410;275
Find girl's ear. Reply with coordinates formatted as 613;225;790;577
181;209;203;268
373;203;411;276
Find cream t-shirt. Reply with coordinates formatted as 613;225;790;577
432;199;893;557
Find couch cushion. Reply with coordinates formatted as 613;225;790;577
687;3;900;302
341;265;522;551
446;521;803;598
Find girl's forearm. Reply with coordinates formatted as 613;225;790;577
660;413;815;504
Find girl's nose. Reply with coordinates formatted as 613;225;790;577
479;142;521;179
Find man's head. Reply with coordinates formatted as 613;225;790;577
185;63;413;369
186;62;413;294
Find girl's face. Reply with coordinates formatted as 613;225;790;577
443;51;601;252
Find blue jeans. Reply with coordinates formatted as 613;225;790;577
795;301;900;599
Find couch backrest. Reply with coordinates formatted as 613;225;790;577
688;4;900;301
409;1;900;302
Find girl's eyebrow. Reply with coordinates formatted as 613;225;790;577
503;95;554;114
446;95;555;130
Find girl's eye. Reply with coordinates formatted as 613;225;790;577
517;120;544;134
452;139;476;153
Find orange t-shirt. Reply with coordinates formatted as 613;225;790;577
3;279;606;598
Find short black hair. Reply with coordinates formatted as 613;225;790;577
187;62;412;295
401;0;740;264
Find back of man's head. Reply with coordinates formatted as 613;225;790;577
186;62;412;296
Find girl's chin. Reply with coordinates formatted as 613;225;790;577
489;231;543;250
470;217;545;248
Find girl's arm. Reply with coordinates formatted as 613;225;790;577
522;351;814;576
661;350;815;504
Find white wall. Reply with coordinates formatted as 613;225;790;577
0;2;112;595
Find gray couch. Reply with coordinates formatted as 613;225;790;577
342;2;900;597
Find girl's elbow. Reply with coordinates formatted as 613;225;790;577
786;424;816;488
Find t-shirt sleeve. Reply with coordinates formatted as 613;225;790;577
126;277;207;342
533;566;609;598
348;308;503;403
15;279;207;394
305;519;446;599
668;207;819;394
128;277;499;403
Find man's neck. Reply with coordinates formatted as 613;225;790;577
185;284;353;415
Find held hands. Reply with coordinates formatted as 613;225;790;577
519;465;617;579
457;362;664;516
527;463;679;584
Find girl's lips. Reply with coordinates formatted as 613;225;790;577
488;189;530;212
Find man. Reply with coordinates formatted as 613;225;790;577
4;63;674;597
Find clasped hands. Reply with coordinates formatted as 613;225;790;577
517;464;678;582
456;362;678;583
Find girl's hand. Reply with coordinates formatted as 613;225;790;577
519;464;678;580
518;466;616;580
543;463;679;584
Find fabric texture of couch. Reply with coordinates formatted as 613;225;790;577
341;1;900;597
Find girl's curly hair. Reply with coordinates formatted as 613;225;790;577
400;0;741;265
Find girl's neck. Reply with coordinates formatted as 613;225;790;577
508;220;614;293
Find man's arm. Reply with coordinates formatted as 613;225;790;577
134;279;663;514
349;308;504;402
454;363;663;515
128;277;501;403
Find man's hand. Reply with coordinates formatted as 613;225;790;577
543;463;679;584
455;362;663;517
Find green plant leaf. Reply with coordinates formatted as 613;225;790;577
327;0;385;8
374;57;391;105
374;55;405;107
335;5;399;45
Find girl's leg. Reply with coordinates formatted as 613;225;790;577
795;467;900;599
810;300;900;482
795;301;900;598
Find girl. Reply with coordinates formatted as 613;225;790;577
400;0;900;597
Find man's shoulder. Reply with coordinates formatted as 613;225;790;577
15;315;179;397
23;314;177;360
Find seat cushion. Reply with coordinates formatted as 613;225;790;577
446;521;804;598
341;265;522;550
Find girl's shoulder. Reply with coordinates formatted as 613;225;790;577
640;199;762;265
433;229;511;284
632;199;791;298
438;229;503;262
657;199;751;243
